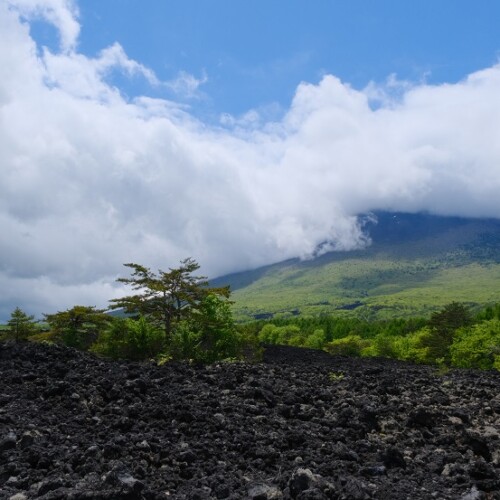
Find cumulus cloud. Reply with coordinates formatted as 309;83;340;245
1;0;500;319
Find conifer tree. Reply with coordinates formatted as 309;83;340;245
6;307;36;341
110;258;230;339
45;305;110;350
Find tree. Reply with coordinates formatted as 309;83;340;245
6;307;36;341
419;302;472;363
428;302;472;332
109;258;230;339
45;305;111;350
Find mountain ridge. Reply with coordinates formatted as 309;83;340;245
211;212;500;321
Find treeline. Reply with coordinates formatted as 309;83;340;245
1;259;258;363
244;302;500;370
2;257;500;370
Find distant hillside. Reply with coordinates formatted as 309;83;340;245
211;212;500;321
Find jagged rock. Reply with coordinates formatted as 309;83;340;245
289;468;317;497
0;431;17;452
379;446;406;469
248;482;283;499
0;342;499;499
9;494;28;500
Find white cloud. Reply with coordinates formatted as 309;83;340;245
6;0;79;52
165;70;208;99
1;0;500;319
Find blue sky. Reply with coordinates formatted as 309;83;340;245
2;0;500;319
30;1;500;119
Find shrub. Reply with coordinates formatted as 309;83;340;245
368;333;398;358
324;335;369;357
390;328;437;364
450;320;500;370
258;324;301;345
167;320;202;361
182;294;242;363
91;316;164;361
28;331;56;343
304;329;326;349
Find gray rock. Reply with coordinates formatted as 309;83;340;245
248;482;283;499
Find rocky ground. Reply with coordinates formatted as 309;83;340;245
0;341;499;500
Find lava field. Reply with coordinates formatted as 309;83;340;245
1;341;499;499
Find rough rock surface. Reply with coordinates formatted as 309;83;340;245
1;341;499;499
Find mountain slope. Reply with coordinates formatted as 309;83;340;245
212;212;500;321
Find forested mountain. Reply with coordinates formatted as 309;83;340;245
211;212;500;321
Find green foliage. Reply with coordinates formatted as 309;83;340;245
45;306;111;350
429;301;472;332
474;303;500;321
235;325;264;362
91;317;165;361
258;324;301;345
181;294;242;363
110;258;230;340
392;327;435;364
494;355;500;371
247;302;500;370
328;371;345;381
167;320;202;361
5;307;36;341
93;297;242;363
304;329;327;349
225;214;500;322
450;320;500;370
417;302;472;364
105;258;243;363
365;333;398;358
27;331;56;343
324;335;369;357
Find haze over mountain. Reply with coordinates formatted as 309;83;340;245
2;1;500;320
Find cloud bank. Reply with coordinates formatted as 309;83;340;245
2;0;500;319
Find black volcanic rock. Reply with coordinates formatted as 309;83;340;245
1;341;500;499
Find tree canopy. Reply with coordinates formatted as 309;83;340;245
44;305;111;350
109;258;230;339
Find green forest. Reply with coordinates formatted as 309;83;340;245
2;257;500;371
242;301;500;371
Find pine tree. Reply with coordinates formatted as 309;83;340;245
7;307;36;341
110;258;230;339
45;306;110;350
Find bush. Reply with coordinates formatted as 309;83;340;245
324;335;369;357
367;333;398;358
450;320;500;370
28;331;56;343
391;328;434;364
258;324;302;345
91;317;165;361
304;329;326;349
167;321;202;361
178;294;242;363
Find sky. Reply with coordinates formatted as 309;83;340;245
1;0;500;320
